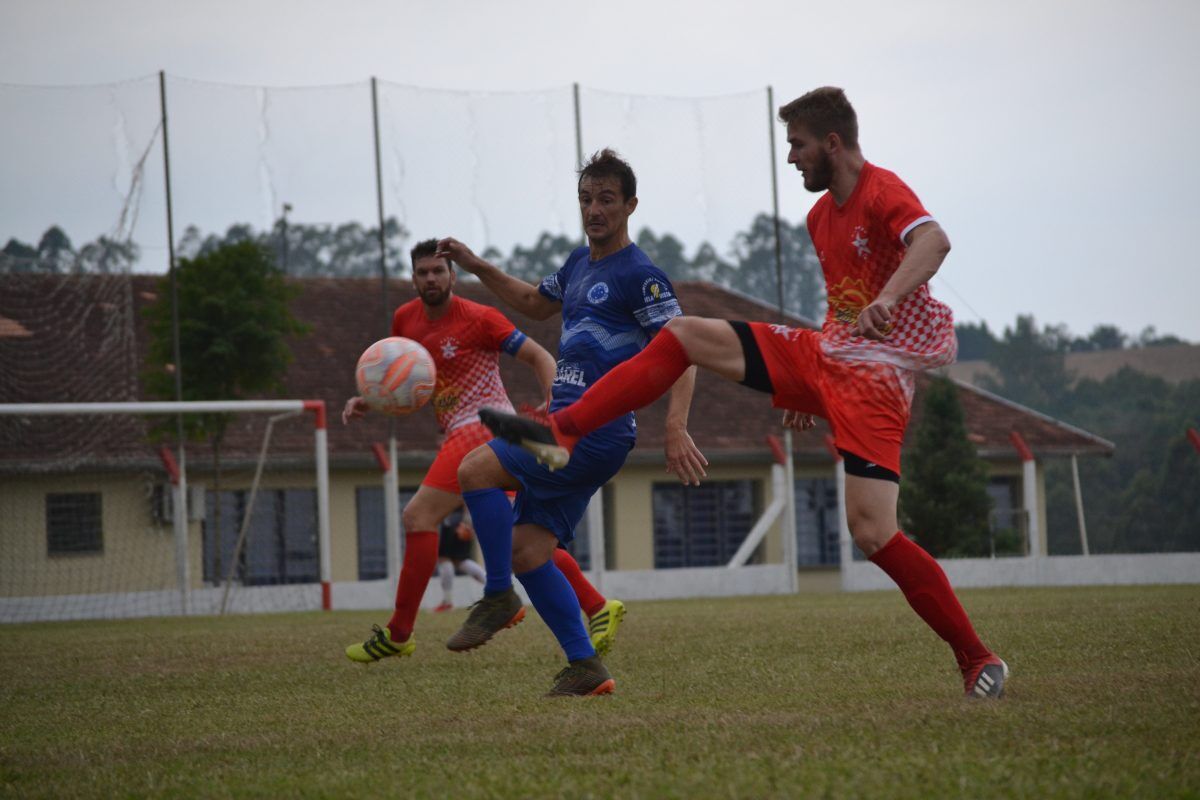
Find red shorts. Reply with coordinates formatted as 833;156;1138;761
747;323;915;476
422;421;495;494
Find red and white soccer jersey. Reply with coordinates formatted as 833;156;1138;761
391;295;519;435
747;163;956;475
807;161;957;371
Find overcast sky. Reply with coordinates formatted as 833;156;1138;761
3;0;1198;341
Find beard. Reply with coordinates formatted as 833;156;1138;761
803;150;834;192
421;287;451;307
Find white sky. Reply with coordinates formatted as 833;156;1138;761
2;0;1198;341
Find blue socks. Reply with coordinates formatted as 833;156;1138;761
517;560;595;663
462;488;515;594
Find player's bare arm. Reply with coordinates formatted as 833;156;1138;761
435;237;561;321
664;366;708;486
855;221;952;340
342;395;370;425
513;337;557;405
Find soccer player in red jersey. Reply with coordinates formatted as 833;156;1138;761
481;89;1008;699
343;239;625;663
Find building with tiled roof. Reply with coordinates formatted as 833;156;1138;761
0;273;1114;620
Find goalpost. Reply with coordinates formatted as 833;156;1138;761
0;400;330;623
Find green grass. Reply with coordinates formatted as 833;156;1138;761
2;585;1198;799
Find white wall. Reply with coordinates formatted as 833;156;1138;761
841;553;1200;592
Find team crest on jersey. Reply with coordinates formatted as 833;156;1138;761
433;389;460;415
827;277;872;324
587;282;610;304
440;337;460;360
641;278;672;304
851;226;872;259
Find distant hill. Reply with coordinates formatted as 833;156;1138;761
943;343;1200;386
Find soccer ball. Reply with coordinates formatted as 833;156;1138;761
355;337;436;415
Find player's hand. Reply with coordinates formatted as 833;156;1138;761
342;396;370;425
854;299;895;340
665;426;708;486
782;410;816;431
435;237;482;274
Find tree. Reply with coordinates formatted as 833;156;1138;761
1135;325;1186;348
1069;324;1127;352
899;377;994;557
980;315;1073;415
177;216;409;278
728;213;824;321
954;321;997;361
502;231;580;283
143;241;309;581
635;228;689;282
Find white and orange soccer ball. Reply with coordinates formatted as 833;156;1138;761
355;337;436;415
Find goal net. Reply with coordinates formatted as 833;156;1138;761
0;400;331;623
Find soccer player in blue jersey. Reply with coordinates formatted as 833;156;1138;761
435;149;708;696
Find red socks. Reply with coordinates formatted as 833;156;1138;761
386;531;439;643
555;328;692;437
552;548;606;617
869;531;991;667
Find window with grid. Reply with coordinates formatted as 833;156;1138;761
354;486;419;580
794;478;840;566
652;480;759;568
202;488;321;585
45;492;103;555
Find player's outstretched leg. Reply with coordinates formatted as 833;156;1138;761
480;324;698;468
345;624;417;663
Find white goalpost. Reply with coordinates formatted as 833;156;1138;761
0;400;331;623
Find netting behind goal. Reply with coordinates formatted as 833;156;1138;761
0;402;331;624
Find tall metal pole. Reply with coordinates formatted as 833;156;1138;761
1071;454;1089;556
767;86;786;320
370;77;390;333
574;81;605;580
160;70;190;614
766;85;798;593
573;82;586;245
370;76;402;581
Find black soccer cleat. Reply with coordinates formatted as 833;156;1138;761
479;407;571;470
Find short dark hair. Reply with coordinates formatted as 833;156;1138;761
409;238;449;270
778;87;859;150
578;148;637;201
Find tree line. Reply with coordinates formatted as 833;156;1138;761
2;214;827;323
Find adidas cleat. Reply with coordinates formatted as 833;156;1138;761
479;408;574;471
588;598;626;657
345;624;415;663
547;656;616;697
446;588;526;652
964;656;1009;699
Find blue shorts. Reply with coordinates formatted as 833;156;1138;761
488;433;633;545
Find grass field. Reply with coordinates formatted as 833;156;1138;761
2;585;1198;798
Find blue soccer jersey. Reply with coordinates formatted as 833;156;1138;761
538;243;682;440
